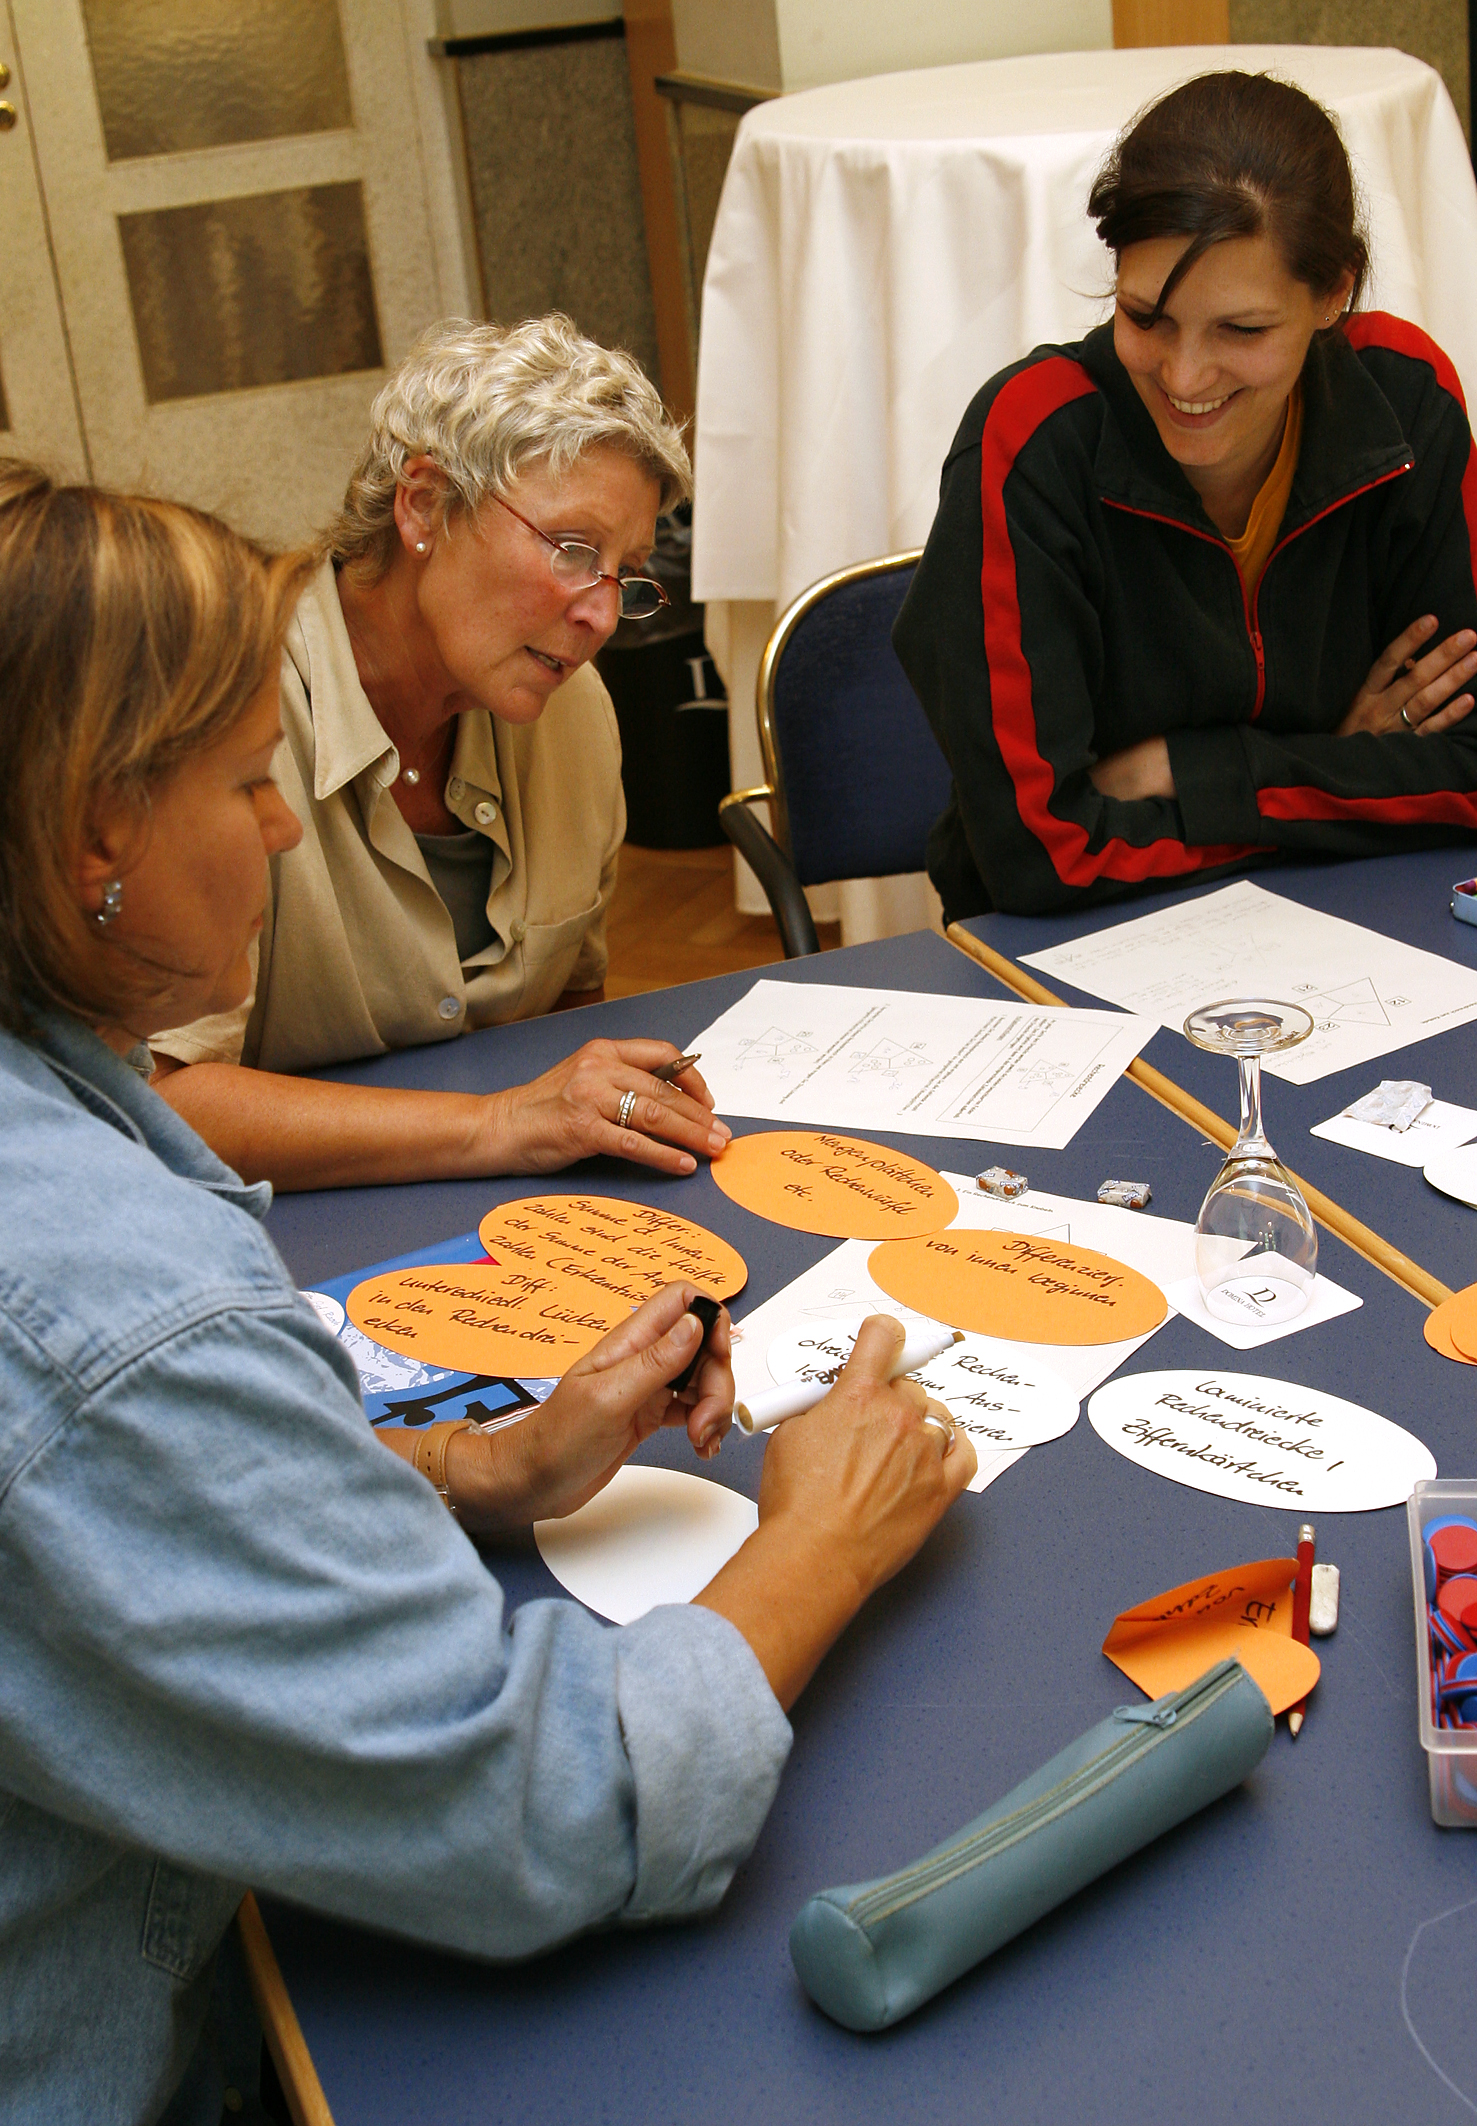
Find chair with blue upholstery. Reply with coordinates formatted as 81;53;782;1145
718;550;951;957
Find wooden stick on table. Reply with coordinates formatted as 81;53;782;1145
238;1892;336;2126
945;922;1454;1311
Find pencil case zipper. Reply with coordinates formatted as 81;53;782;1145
844;1662;1243;1930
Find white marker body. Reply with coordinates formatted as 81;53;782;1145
735;1325;963;1434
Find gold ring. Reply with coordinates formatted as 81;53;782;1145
617;1089;638;1130
1400;705;1417;730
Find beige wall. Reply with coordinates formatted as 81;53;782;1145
1232;0;1469;135
671;0;1114;88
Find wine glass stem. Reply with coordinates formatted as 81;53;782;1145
1234;1053;1274;1160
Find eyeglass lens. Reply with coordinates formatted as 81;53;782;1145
546;541;664;620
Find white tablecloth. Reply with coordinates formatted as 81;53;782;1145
694;45;1477;938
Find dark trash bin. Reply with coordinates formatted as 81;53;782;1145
595;505;731;849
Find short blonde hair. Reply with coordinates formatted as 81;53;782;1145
324;314;692;582
0;460;314;1035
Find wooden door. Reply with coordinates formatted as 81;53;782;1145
9;0;454;548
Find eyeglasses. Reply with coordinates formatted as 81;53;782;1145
491;493;670;621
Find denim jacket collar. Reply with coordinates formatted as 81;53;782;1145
25;1012;273;1220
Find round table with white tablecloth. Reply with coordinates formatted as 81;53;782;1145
693;44;1477;941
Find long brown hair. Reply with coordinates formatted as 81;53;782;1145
0;461;313;1035
1088;71;1369;325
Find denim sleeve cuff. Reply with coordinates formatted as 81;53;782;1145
615;1604;792;1921
1165;726;1264;846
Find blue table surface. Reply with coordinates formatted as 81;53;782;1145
961;847;1477;1293
262;927;1477;2126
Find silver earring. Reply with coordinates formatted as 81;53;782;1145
415;540;427;554
94;880;122;928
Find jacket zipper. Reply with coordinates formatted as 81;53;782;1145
1103;459;1411;721
843;1661;1245;1929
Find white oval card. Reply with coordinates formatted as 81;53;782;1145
1088;1369;1435;1512
767;1317;1079;1452
1424;1144;1477;1211
535;1466;758;1625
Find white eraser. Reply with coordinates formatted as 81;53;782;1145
1309;1561;1340;1635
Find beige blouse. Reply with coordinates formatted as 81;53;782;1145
153;560;624;1073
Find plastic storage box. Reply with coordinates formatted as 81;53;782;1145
1408;1478;1477;1826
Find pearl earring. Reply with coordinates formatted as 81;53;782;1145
415;540;427;554
94;880;122;928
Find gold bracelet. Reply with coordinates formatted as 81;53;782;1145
411;1419;476;1512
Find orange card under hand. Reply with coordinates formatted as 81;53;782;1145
1103;1558;1321;1718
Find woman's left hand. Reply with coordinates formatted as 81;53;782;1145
481;1038;731;1177
1087;735;1175;801
443;1284;734;1532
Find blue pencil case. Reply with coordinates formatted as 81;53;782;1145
789;1656;1272;2031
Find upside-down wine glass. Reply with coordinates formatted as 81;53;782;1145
1182;999;1318;1325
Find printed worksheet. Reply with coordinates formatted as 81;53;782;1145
690;980;1153;1148
1021;880;1477;1084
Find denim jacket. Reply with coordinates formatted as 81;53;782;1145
0;1015;791;2125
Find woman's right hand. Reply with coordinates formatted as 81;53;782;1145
1338;615;1477;737
695;1316;976;1709
481;1038;731;1176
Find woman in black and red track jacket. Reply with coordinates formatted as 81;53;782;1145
896;74;1477;920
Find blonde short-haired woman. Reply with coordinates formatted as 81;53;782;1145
0;461;974;2122
151;314;729;1190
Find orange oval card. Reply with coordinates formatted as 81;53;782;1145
1434;1283;1477;1365
869;1228;1166;1345
710;1131;957;1240
346;1195;746;1379
1424;1293;1477;1366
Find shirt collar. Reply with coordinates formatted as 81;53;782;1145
25;1012;273;1219
290;559;403;803
1080;320;1411;536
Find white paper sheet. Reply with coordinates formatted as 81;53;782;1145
1020;880;1477;1084
731;1175;1362;1487
534;1467;758;1624
1311;1098;1477;1168
690;979;1154;1148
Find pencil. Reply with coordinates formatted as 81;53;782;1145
651;1052;700;1084
1289;1522;1315;1739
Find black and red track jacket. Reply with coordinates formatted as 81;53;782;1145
894;312;1477;919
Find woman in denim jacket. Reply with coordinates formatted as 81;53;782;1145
0;464;974;2126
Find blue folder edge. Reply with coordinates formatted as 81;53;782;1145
302;1232;552;1437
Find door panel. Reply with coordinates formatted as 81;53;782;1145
12;0;449;548
0;4;87;476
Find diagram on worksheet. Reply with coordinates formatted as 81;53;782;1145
690;979;1154;1147
1022;879;1477;1083
732;1024;822;1078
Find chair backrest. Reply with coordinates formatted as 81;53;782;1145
757;552;951;887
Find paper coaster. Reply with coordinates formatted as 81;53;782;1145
711;1130;957;1239
1088;1368;1436;1512
535;1466;757;1624
346;1195;746;1378
1164;1271;1360;1351
869;1229;1166;1346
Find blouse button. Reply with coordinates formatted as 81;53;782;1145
437;995;461;1021
448;776;465;801
474;799;497;825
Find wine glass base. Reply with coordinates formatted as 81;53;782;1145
1199;1269;1314;1327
